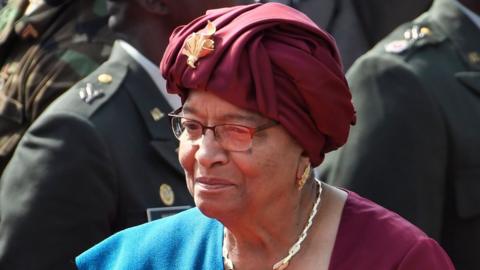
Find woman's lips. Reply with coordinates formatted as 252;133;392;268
195;177;234;190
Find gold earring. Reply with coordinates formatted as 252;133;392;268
297;164;311;190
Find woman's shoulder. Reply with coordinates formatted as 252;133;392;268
337;191;435;249
329;191;454;269
341;191;427;239
76;208;224;270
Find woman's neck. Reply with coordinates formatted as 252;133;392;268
222;180;321;270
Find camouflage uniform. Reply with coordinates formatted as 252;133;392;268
0;0;114;173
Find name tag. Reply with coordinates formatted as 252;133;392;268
146;205;192;221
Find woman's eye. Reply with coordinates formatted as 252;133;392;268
223;125;249;135
182;121;202;132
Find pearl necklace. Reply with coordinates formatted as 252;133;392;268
223;180;323;270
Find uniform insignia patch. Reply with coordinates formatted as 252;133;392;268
468;52;480;65
159;183;175;206
79;83;104;104
150;107;164;121
385;40;409;53
146;205;191;221
385;25;432;54
20;24;38;39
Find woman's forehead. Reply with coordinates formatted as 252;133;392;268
183;91;265;123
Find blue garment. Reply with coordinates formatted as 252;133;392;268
76;208;224;270
76;192;455;270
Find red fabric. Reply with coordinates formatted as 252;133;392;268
161;3;356;166
329;192;455;270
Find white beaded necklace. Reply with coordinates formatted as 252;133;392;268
223;180;323;270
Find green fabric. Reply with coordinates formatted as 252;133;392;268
93;0;107;17
59;49;99;77
0;0;114;173
0;4;19;33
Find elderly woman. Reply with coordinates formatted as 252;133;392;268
76;3;454;270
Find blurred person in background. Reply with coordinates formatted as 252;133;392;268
319;0;480;268
0;0;114;173
266;0;432;69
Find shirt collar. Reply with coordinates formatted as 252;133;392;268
117;39;181;110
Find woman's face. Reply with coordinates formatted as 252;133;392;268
178;91;305;220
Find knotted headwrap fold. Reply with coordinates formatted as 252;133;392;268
161;3;355;166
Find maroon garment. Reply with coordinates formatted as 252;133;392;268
161;3;356;166
330;192;455;269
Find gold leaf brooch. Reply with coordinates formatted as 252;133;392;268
181;20;216;68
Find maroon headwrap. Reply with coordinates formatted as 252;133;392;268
161;3;355;166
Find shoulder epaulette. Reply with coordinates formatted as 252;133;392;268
383;19;446;56
70;61;128;116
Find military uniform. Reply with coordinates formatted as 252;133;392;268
320;0;480;268
267;0;432;69
0;0;114;173
0;42;193;269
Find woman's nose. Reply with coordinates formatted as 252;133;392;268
194;129;228;168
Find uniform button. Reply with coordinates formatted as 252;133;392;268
97;73;113;84
159;184;175;206
419;27;431;36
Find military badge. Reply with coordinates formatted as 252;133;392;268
159;183;175;206
468;52;480;65
385;25;432;54
150;107;164;122
385;40;409;53
79;83;104;104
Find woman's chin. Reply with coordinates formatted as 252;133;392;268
195;197;234;220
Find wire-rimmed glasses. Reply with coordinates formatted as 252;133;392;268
168;108;277;151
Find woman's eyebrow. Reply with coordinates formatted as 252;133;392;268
181;106;196;115
218;113;260;124
182;106;262;124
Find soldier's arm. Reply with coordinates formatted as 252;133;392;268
0;111;117;269
325;53;448;238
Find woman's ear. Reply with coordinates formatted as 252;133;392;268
138;0;169;15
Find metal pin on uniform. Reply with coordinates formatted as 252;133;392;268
78;73;112;104
79;83;104;104
97;73;112;84
150;107;164;121
159;184;175;206
386;25;431;53
468;52;480;64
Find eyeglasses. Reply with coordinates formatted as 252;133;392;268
168;108;277;151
